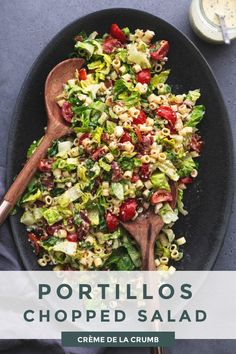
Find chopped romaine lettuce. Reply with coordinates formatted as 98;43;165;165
111;182;124;200
185;105;205;127
159;203;178;224
178;156;196;177
150;172;170;191
151;70;170;87
43;207;63;226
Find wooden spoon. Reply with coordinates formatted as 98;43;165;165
121;211;164;270
0;58;84;224
122;213;165;354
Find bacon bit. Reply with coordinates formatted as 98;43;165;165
140;164;151;181
101;133;110;143
74;35;84;42
91;147;106;161
179;177;193;185
28;232;40;255
134;127;143;143
111;161;122;181
190;134;204;153
104;79;113;88
79;133;91;144
103;36;122;54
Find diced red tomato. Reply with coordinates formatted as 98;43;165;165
119;199;138;222
120;132;132;143
156;106;177;126
150;190;173;204
133;110;147;125
166;123;177;134
140;164;151;181
110;24;127;43
179;177;193;184
66;233;78;242
79;133;91;144
190;134;203;153
105;212;119;232
61;101;73;122
150;40;169;60
79;68;87;81
91;147;106;161
134;127;143;142
38;159;52;172
131;174;139;183
136;69;151;84
103;36;122;54
28;232;40;255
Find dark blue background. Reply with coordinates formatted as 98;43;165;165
0;1;236;353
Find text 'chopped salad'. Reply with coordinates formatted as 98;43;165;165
19;24;205;271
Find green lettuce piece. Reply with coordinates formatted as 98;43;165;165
90;101;106;112
99;159;111;172
114;79;133;96
119;91;140;107
92;127;103;144
158;84;171;95
87;207;99;226
87;54;111;76
111;182;124;200
53;240;77;256
186;89;201;103
127;43;150;68
56;184;82;208
185;105;205;127
123;234;141;268
20;210;35;226
156;160;179;181
43;207;63;226
117;49;127;62
113;79;141;107
27;138;42;158
151;70;170;87
163;228;175;243
150;172;170;191
96;229;121;243
77;165;87;182
103;247;135;270
159;203;178;224
21;189;41;203
106;120;116;134
177;189;188;215
40;236;58;250
178;156;196;177
74;41;95;59
33;207;44;222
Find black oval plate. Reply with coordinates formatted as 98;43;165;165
7;8;234;270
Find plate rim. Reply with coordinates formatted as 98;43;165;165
6;7;235;270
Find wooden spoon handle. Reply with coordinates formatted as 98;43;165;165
0;133;54;225
141;241;156;271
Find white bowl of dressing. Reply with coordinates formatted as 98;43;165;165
189;0;236;43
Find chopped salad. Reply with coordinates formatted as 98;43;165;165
19;24;205;271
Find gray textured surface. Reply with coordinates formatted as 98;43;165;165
0;0;236;353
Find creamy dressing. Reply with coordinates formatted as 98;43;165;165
202;0;236;28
